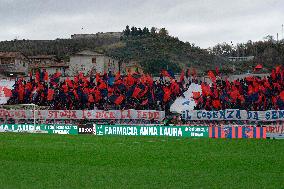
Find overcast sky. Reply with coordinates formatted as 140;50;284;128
0;0;283;48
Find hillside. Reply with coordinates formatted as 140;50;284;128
0;36;120;61
0;26;283;75
0;27;227;75
105;34;225;74
209;38;284;73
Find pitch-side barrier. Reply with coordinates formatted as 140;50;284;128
1;124;275;139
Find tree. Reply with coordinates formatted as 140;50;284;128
150;27;157;35
141;58;180;74
142;27;150;35
158;28;168;36
263;35;274;42
123;25;131;37
130;26;138;36
137;28;143;36
210;43;233;56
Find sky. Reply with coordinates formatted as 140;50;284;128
0;0;283;48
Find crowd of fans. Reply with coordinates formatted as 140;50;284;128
6;66;284;112
195;66;284;111
7;70;186;111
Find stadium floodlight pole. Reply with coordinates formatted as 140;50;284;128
282;24;284;40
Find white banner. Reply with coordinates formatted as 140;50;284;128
0;80;14;104
170;83;202;113
0;109;165;121
182;109;284;121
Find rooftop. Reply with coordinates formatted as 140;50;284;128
28;55;57;59
0;52;27;59
73;50;104;56
30;62;69;69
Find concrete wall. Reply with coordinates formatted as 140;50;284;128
103;57;119;74
227;73;269;81
15;59;28;73
70;55;94;75
69;54;119;75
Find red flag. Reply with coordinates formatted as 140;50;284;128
3;87;12;97
141;99;149;105
146;74;153;86
47;89;54;101
248;85;254;95
62;84;68;93
74;76;79;83
94;89;101;102
26;82;33;91
44;71;49;81
96;73;101;83
83;88;90;95
125;74;135;87
18;86;24;101
201;83;211;96
280;91;284;101
271;69;276;80
208;70;216;82
98;81;107;90
55;71;61;78
79;72;84;79
88;94;95;103
73;90;79;100
141;86;150;97
230;90;239;100
170;81;180;95
140;74;146;84
276;66;281;74
264;80;271;89
192;92;201;99
114;95;124;105
186;69;190;78
255;64;263;70
36;71;40;82
66;77;73;88
215;67;219;76
163;87;171;102
180;70;185;83
161;70;172;78
132;86;142;98
115;72;120;81
212;99;221;109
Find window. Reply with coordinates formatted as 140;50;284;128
92;58;96;64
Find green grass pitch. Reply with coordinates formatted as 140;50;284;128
0;133;283;189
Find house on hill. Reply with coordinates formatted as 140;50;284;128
29;55;58;65
69;50;119;75
0;52;29;77
228;56;254;62
28;55;69;76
